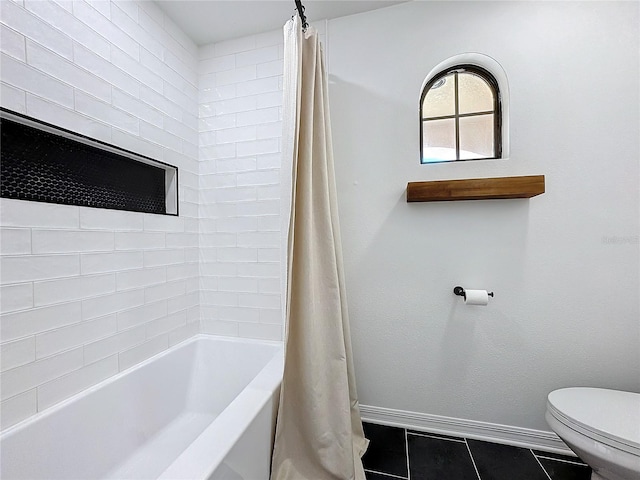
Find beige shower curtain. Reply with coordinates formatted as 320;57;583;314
270;15;369;480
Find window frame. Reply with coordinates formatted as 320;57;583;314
420;64;502;164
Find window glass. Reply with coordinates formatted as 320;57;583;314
420;65;501;163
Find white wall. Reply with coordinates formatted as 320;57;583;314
0;0;199;430
197;31;282;341
328;1;639;431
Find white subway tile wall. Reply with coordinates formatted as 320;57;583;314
198;25;303;344
0;1;199;430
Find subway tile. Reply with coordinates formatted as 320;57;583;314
166;263;198;282
215;36;257;57
24;0;110;59
84;1;111;19
0;283;33;313
116;300;167;331
25;40;111;103
215;65;257;87
238;293;279;309
216;126;257;145
0;336;36;372
32;229;114;254
25;95;112;142
144;280;186;304
237;262;279;277
1;53;73;107
235;199;279;216
79;208;144;231
1;254;79;284
216;157;256;174
143;248;185;267
35;314;117;359
34;273;115;306
257;184;281;200
72;0;139;60
218;276;258;294
75;90;139;136
0;301;82;342
111;1;138;22
238;322;281;341
255;29;282;48
255;91;283;109
139;120;181;151
201;291;237;307
168;321;198;347
214;216;257;233
110;2;163;59
236;77;280;98
257;215;280;232
163;49;197;88
115;232;165;250
199;54;235;74
235;46;279;68
145;310;186;339
81;288;145;321
166;233;198;248
237;232;280;248
111;128;163;160
110;46;163;94
2;1;73;59
236;138;279;157
118;333;167;372
256;121;282;140
116;267;166;291
257;59;284;79
258;248;279;263
0;24;26;61
0;389;37;430
259;308;282;325
80;251;143;275
199;114;236;132
139;49;192;100
0;228;31;255
112;88;163;127
200;319;239;337
83;324;145;364
236;107;279;127
0;347;83;401
37;354;118;411
217;247;258;263
256;153;282;170
163;115;197;144
1;82;26;113
211;96;257;116
73;43;139;98
258;278;280;294
143;215;184;233
217;306;259;323
236;170;280;187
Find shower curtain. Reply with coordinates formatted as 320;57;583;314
270;15;369;480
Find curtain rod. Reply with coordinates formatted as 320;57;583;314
294;0;309;29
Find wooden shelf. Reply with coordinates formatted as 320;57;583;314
406;175;545;202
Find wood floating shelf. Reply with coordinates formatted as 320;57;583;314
406;175;545;203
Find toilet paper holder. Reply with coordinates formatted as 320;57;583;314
453;286;494;300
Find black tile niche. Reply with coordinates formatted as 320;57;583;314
0;109;177;215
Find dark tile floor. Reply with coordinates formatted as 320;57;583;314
362;422;592;480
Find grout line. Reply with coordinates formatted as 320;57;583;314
531;449;553;480
407;431;466;443
404;428;411;480
464;438;482;480
364;469;408;480
535;454;587;467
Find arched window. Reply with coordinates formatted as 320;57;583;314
420;65;502;163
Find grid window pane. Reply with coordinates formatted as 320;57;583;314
422;73;455;118
422;118;456;162
459;114;494;159
458;73;494;114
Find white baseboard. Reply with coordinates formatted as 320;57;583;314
359;404;575;456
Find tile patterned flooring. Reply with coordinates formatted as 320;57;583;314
362;423;592;480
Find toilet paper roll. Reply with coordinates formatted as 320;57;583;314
464;289;489;306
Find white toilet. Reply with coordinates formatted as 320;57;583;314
546;387;640;480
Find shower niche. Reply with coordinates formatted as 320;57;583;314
0;108;178;216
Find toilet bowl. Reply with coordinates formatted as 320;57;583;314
546;387;640;480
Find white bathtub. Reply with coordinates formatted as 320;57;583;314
0;334;284;480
